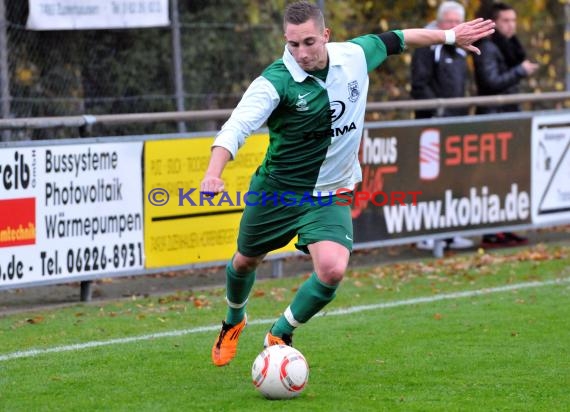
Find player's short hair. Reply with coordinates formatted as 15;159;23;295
491;2;515;20
437;1;465;23
283;1;324;32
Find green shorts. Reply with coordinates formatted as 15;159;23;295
237;174;353;257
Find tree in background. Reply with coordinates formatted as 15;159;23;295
2;0;567;137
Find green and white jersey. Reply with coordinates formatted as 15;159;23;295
214;31;404;195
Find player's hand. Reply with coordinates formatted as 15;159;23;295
453;18;496;55
200;175;225;197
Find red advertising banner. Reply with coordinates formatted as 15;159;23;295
353;118;532;242
0;198;36;247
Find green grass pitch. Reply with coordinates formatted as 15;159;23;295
1;243;569;411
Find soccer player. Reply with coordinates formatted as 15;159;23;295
200;0;495;367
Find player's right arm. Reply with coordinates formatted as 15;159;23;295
201;146;232;195
200;76;280;195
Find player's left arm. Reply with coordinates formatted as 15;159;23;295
403;18;495;55
349;32;404;72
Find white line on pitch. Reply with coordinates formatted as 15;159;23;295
1;277;568;362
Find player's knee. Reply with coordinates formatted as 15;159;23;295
316;262;346;285
232;252;264;273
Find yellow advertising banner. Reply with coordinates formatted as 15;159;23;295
144;134;296;268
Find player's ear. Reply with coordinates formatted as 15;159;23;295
323;27;331;42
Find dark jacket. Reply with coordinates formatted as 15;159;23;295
473;36;528;114
411;44;468;119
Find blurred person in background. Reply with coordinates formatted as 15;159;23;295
473;2;538;115
411;1;474;252
473;1;538;247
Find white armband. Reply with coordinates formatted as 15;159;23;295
444;29;456;45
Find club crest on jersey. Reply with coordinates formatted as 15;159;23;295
348;80;360;102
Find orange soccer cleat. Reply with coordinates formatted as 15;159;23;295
211;315;247;366
263;330;293;348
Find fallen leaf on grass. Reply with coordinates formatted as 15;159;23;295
26;316;44;324
270;288;287;301
192;296;211;308
158;295;184;304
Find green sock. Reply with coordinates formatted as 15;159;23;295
225;262;255;325
272;272;338;337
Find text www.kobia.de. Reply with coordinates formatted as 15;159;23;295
383;184;529;234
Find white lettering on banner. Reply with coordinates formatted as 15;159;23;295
27;0;169;30
383;184;530;234
362;129;398;165
0;143;144;288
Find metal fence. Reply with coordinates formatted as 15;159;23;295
1;92;570;140
1;104;569;301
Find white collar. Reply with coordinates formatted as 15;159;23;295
282;43;341;83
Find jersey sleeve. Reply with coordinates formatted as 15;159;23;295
213;76;280;159
349;30;405;72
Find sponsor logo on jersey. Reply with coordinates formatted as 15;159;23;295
330;100;346;122
302;122;357;139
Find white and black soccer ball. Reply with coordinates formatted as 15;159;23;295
251;344;309;400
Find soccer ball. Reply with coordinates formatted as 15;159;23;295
251;345;309;400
